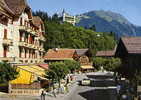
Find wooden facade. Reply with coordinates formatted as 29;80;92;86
75;49;94;72
115;37;141;79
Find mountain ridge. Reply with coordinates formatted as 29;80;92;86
76;10;141;38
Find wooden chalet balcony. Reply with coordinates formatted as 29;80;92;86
0;57;14;62
80;62;93;66
3;38;13;46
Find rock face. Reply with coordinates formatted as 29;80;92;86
76;10;141;38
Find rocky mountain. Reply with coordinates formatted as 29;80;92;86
76;10;141;38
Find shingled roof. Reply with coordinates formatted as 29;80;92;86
75;49;89;56
121;37;141;54
32;16;44;28
0;0;44;29
3;0;27;16
44;49;77;60
96;50;115;57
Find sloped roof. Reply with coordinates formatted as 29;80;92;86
44;49;76;60
32;16;44;28
37;64;49;70
121;37;141;54
4;0;27;15
96;50;115;57
0;0;44;29
75;49;89;56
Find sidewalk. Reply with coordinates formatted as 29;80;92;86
46;73;87;100
45;79;78;100
0;74;82;100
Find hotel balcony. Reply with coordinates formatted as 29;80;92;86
32;44;38;49
18;58;41;64
0;57;14;62
39;36;46;41
19;26;38;37
19;25;26;30
19;41;37;50
3;39;13;46
38;47;45;52
19;41;27;47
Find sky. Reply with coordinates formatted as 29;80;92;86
28;0;141;26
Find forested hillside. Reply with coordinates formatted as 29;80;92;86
33;11;116;55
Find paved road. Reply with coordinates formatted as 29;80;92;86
0;73;118;100
64;72;117;100
64;83;117;100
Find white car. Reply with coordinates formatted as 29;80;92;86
81;78;91;86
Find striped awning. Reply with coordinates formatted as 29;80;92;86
10;65;47;84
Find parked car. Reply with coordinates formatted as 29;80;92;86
81;78;91;86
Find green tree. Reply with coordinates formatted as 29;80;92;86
0;62;18;83
34;11;116;52
89;24;96;31
45;69;57;97
93;57;106;70
47;62;69;88
64;60;80;73
104;58;121;72
93;57;121;72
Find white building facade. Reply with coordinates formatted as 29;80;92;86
0;0;45;64
62;10;76;26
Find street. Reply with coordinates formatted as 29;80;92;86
0;73;118;100
64;72;117;100
64;85;117;100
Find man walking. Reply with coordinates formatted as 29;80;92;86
41;90;46;100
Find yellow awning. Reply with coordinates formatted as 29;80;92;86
81;65;94;69
10;65;46;84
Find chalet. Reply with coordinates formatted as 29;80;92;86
96;50;115;57
115;37;141;78
44;48;94;72
75;49;94;72
44;48;78;63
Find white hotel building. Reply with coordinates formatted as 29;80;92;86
0;0;45;64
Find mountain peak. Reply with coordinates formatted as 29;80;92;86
76;10;141;38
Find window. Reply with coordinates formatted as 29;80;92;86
3;46;7;57
20;17;23;26
4;29;7;39
19;31;23;41
25;49;27;58
19;47;22;58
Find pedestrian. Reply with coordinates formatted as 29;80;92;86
121;94;128;100
138;94;141;100
41;90;46;100
117;85;121;94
